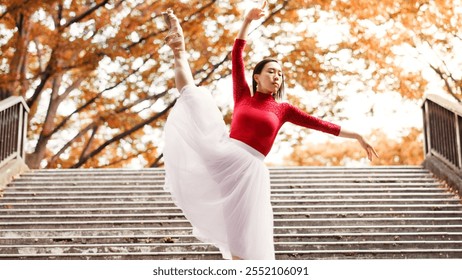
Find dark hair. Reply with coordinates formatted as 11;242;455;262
252;58;285;101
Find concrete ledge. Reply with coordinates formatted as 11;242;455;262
423;155;462;195
0;158;29;191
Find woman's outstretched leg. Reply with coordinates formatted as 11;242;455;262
162;9;195;92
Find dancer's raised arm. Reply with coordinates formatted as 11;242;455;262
237;1;267;40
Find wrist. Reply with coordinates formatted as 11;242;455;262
243;16;253;24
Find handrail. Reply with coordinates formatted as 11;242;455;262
0;96;30;113
425;94;462;116
0;96;30;170
422;94;462;190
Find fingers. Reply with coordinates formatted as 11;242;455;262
256;1;267;16
371;147;379;159
360;139;378;162
357;136;378;162
246;7;266;21
366;145;379;161
367;143;379;159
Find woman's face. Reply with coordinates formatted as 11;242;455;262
254;61;283;95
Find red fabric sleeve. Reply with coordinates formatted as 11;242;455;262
282;103;341;136
232;39;251;102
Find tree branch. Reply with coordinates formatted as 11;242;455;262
60;0;111;29
47;122;97;168
49;52;154;136
149;153;164;168
0;0;32;20
71;99;177;168
26;62;53;108
99;151;142;168
80;125;99;160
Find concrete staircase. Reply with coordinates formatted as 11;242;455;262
1;166;461;260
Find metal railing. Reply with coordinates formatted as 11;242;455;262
0;96;29;169
422;94;462;175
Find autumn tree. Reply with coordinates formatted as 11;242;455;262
329;0;462;103
0;0;459;169
282;0;461;165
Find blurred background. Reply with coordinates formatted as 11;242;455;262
1;0;460;169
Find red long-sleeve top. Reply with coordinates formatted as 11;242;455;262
229;39;341;156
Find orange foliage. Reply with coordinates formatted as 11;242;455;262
0;0;459;169
285;128;424;166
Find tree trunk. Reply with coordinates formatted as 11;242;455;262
27;76;63;169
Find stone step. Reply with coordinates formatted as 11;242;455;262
2;225;462;236
3;227;462;239
2;231;462;246
22;174;431;180
1;206;460;219
1;240;462;255
1;216;462;228
2;210;462;219
3;184;443;193
14;176;435;184
2;203;460;211
22;166;428;174
0;248;461;260
1;187;448;196
12;174;435;182
0;193;455;203
9;167;436;183
1;200;459;211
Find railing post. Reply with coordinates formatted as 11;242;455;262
456;113;462;170
22;107;28;160
17;105;23;160
422;100;430;156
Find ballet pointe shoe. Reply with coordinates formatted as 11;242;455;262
162;8;185;53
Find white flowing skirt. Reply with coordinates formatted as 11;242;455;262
163;85;275;260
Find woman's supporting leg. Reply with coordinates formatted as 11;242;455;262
173;51;195;93
162;9;195;92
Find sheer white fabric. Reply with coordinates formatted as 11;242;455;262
163;85;275;260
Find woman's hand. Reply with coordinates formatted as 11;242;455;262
237;1;267;40
245;1;267;21
338;128;379;161
357;135;379;161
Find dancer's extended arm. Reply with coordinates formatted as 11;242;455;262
284;104;378;161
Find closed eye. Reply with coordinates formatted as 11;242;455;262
267;68;282;76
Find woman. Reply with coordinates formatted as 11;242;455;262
162;2;378;260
